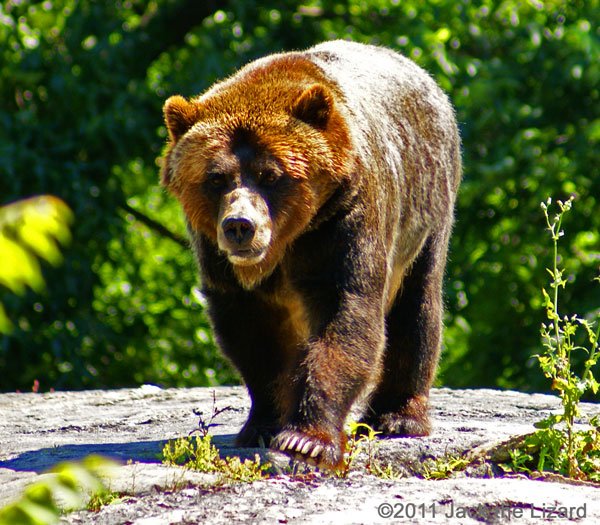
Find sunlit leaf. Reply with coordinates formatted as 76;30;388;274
0;235;44;295
0;195;73;333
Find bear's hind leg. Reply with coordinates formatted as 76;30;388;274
361;227;451;436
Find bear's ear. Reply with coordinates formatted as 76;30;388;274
292;85;333;129
163;95;200;142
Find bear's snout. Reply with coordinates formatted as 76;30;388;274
222;216;256;248
217;188;272;266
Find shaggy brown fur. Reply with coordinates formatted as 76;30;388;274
160;40;461;470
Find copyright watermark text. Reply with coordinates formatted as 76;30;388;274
377;501;588;520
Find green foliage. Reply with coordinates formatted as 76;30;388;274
0;196;72;333
1;0;599;391
423;0;600;390
422;455;470;480
502;424;600;482
537;199;600;474
337;421;375;478
501;199;600;481
0;456;115;525
0;0;232;390
86;491;127;513
161;434;271;482
338;422;399;479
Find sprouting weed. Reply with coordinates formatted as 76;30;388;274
505;198;600;480
162;433;271;482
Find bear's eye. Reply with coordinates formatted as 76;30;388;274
206;172;226;189
260;169;279;186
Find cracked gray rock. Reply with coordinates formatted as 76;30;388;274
1;386;599;524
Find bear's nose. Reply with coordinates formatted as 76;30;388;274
222;216;256;247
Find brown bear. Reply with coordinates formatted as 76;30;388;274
160;40;461;470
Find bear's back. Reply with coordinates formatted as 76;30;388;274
304;40;454;130
306;40;430;98
303;41;461;229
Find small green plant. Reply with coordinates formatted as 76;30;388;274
87;492;128;512
502;424;600;481
337;422;400;479
161;434;271;482
503;198;600;481
162;394;270;482
337;422;373;478
422;454;470;480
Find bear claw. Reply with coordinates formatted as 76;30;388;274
271;429;342;470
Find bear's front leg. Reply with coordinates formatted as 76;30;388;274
203;287;302;448
271;290;386;470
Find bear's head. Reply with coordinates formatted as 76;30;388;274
160;56;354;289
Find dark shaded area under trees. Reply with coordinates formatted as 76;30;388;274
1;0;599;393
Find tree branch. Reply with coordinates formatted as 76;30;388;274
120;202;188;249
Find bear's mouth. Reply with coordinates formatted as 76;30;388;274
227;248;267;266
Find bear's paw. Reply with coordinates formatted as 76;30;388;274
271;427;344;470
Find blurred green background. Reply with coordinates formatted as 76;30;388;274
0;0;598;393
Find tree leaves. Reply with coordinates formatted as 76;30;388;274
0;196;73;333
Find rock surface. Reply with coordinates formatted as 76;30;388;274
1;386;599;524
